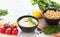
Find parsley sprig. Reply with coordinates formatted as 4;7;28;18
44;25;60;34
31;0;60;11
0;9;8;16
28;17;36;25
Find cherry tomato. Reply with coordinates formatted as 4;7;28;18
12;28;18;35
5;28;12;34
0;27;5;33
3;23;10;28
10;25;17;29
13;26;17;28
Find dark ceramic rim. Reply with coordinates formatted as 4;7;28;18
17;15;39;28
42;8;60;20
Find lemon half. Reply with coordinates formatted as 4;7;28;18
32;10;42;19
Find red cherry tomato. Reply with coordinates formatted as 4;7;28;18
10;25;14;29
0;27;5;34
10;25;17;29
5;28;12;34
13;26;17;28
12;28;18;35
3;23;10;28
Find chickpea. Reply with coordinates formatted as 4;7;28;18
44;10;60;19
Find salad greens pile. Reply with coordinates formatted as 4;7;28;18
44;25;60;34
31;0;60;11
0;9;8;16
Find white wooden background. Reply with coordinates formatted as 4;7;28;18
0;0;39;23
0;0;60;23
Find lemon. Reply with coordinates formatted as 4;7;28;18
32;10;42;19
13;22;18;27
0;21;3;26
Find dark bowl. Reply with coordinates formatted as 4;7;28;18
43;8;60;25
17;15;39;32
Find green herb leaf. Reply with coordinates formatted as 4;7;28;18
44;25;60;34
28;17;36;25
31;0;60;11
0;9;8;16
